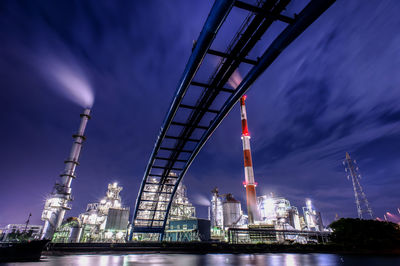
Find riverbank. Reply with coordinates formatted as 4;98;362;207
43;242;400;256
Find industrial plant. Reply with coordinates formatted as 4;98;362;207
209;188;326;243
12;97;329;244
0;59;367;245
52;182;129;243
5;0;400;263
0;98;363;245
0;95;334;245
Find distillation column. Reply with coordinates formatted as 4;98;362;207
239;96;259;224
41;109;91;239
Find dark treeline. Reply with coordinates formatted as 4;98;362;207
329;218;400;249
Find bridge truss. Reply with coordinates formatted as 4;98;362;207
131;0;335;240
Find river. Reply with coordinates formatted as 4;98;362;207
3;253;400;265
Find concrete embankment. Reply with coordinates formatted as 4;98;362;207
43;242;400;255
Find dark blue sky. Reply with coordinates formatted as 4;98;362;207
1;0;400;227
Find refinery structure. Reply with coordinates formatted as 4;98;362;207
209;189;326;243
28;96;329;244
52;182;130;243
2;91;376;245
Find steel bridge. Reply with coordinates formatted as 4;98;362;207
130;0;335;240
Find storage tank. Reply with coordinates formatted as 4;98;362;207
66;217;82;243
222;194;242;228
69;225;82;243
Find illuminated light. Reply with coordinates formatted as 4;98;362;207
100;255;110;266
306;199;312;209
77;255;91;265
116;231;124;239
284;254;297;266
243;95;247;101
105;231;113;239
113;182;118;187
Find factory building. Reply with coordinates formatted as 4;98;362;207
302;199;324;231
258;194;301;230
258;195;324;232
164;219;210;242
1;224;43;241
51;217;82;243
209;188;327;243
168;182;196;221
52;182;130;243
210;188;246;239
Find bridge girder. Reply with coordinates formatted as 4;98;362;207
131;0;336;240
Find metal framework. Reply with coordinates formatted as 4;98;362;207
131;0;336;240
227;227;330;244
343;152;373;219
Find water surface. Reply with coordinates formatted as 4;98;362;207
3;253;400;266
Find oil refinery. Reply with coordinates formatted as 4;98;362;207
0;104;378;245
18;98;330;244
4;0;400;263
0;98;332;245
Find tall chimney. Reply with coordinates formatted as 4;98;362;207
239;96;259;224
41;108;91;240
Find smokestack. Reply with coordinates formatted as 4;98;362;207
41;108;91;240
239;96;259;224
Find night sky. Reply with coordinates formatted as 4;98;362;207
1;0;400;228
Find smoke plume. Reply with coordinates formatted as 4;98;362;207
193;194;210;206
41;56;94;108
228;69;243;89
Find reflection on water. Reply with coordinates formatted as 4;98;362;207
3;253;400;266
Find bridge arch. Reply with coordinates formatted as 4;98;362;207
130;0;336;240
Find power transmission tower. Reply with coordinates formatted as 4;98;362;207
343;152;373;219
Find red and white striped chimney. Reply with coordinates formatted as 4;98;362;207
240;95;259;224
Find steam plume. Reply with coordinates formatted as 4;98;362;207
43;56;94;108
228;69;243;89
194;194;210;206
